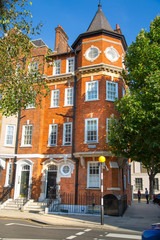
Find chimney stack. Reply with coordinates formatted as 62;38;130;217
114;24;122;34
54;25;71;54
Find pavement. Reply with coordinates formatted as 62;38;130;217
0;200;160;233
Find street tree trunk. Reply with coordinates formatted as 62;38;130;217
148;157;155;200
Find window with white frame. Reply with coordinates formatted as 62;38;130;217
21;125;33;146
53;60;61;75
67;57;74;73
28;61;38;75
65;87;73;106
5;162;12;186
106;118;112;142
106;81;118;101
154;178;159;191
86;81;98;101
135;178;143;190
51;89;59;108
63;123;72;145
5;125;15;146
85;118;98;143
87;162;100;188
48;124;58;146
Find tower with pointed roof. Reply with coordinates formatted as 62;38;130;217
72;3;130;210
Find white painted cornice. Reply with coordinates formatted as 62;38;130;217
46;73;74;82
74;151;113;158
76;63;123;76
0;153;72;159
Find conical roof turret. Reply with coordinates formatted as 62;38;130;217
87;4;113;33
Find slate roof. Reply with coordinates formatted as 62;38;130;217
31;39;47;47
87;5;113;33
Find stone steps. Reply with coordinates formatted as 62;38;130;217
1;198;48;212
2;198;26;210
23;200;48;212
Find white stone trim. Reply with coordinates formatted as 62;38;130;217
104;46;120;62
84;45;101;62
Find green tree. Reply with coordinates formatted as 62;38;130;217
109;16;160;199
0;0;48;116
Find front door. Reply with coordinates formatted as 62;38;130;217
46;165;57;199
20;165;30;197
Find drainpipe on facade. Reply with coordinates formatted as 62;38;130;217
72;51;79;205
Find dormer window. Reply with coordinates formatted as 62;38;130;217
84;46;100;62
53;60;61;75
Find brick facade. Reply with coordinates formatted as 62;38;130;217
0;5;131;210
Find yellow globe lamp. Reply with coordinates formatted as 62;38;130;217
98;156;106;163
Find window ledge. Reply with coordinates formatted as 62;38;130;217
85;99;100;102
61;144;72;147
20;145;32;148
83;142;99;144
47;145;57;147
63;105;73;107
105;99;116;102
3;145;14;148
86;188;100;190
25;107;35;110
49;106;59;109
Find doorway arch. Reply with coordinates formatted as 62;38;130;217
14;159;33;199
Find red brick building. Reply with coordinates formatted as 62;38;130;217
0;4;131;214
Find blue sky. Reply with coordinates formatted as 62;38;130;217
30;0;160;50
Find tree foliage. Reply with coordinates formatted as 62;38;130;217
109;16;160;197
0;0;41;37
123;15;160;91
0;0;48;116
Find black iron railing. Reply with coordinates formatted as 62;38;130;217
0;186;12;203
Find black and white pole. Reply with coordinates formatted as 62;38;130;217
99;156;106;225
100;162;104;225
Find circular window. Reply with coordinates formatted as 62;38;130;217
85;46;100;62
105;47;119;62
61;165;70;175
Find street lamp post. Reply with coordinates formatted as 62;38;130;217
99;156;106;225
